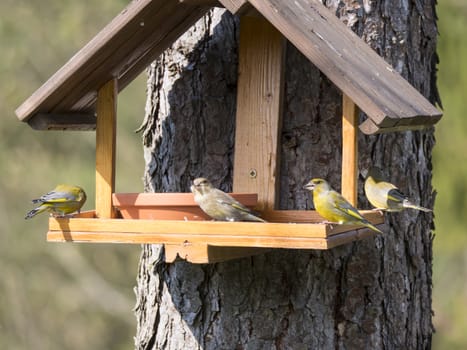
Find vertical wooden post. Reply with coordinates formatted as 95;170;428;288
341;94;359;206
96;79;117;218
233;15;285;211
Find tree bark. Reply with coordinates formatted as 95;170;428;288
135;2;440;349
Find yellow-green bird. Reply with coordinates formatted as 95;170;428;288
364;167;432;212
25;184;87;219
191;177;266;222
304;178;383;234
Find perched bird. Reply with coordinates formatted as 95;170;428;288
191;178;266;222
304;178;382;234
25;184;87;219
364;167;432;212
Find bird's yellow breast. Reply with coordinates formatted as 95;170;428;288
313;193;343;223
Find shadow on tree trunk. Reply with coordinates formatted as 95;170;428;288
135;6;436;349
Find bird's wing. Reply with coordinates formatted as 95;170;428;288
212;189;252;213
38;190;77;203
218;198;252;214
387;188;407;204
333;193;365;220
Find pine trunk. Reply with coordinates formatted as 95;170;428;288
135;2;439;349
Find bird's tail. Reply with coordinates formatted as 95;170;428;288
246;213;267;223
363;220;383;234
403;200;432;212
25;206;46;219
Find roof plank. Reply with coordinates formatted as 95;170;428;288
28;113;96;131
16;0;212;125
217;0;249;14
245;0;442;133
17;0;441;134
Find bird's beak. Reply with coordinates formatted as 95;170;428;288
303;183;314;191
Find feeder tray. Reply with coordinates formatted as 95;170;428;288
47;207;384;263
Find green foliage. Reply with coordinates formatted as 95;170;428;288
432;1;467;348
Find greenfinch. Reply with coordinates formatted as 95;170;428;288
364;167;432;212
191;178;266;222
304;178;383;234
25;184;87;219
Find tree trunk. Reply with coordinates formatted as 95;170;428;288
135;2;440;349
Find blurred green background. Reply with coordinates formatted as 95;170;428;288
432;1;467;348
0;1;464;349
1;1;143;349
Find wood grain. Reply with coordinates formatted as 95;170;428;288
164;244;270;263
217;0;249;14
16;0;441;133
47;221;383;251
341;94;358;206
112;192;258;207
233;16;285;210
47;210;384;248
246;0;441;133
27;113;96;130
15;0;211;127
95;79;117;218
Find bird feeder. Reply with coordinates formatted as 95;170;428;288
16;0;441;263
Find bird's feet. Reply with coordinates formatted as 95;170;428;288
321;220;337;229
370;208;385;215
51;213;74;218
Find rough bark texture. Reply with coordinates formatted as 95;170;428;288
135;1;440;349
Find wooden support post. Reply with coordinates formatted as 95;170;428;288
96;79;117;218
233;15;286;210
341;94;359;206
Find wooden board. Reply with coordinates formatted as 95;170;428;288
47;210;384;246
217;0;249;14
95;80;117;218
245;0;441;133
15;0;212;128
16;0;441;133
46;209;384;262
27;113;97;131
341;94;358;206
233;16;285;210
229;15;286;261
164;244;270;263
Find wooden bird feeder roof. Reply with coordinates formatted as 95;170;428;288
16;0;441;134
17;0;437;263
